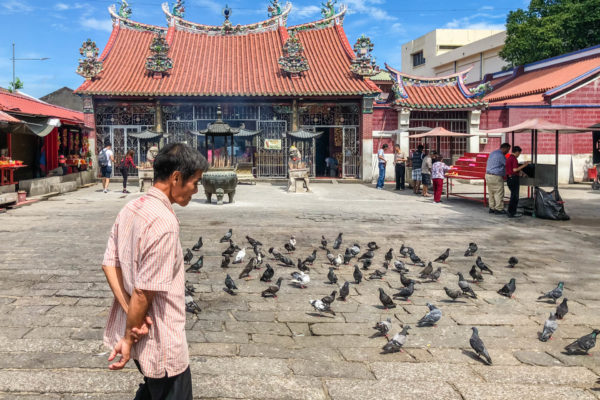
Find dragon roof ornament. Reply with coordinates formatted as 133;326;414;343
109;4;167;33
161;1;292;35
288;2;347;33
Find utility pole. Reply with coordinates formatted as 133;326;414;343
10;42;50;90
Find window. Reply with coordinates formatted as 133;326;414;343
439;45;461;51
412;51;426;67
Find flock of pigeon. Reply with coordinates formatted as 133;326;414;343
182;231;598;361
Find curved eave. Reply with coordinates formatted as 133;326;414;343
76;90;372;97
108;4;167;33
394;101;488;110
385;63;473;82
288;3;347;33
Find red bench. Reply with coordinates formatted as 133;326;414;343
445;153;489;206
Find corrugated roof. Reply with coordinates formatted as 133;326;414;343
75;24;379;97
0;110;22;123
0;90;85;125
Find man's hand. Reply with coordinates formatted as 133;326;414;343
130;315;153;342
108;336;133;370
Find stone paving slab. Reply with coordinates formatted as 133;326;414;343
325;378;462;400
453;383;597;400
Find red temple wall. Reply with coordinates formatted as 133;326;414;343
372;108;398;132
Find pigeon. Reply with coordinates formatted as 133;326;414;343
290;271;310;288
191;236;203;251
260;264;275;282
186;256;204;273
506;256;519;268
284;242;296;253
350;243;361;256
326;250;335;264
382;261;389;270
279;255;295;267
185;281;196;296
382;326;410;353
565;329;600;355
464;242;478;257
220;255;231;269
298;259;310;272
497;278;516;298
427;267;442;282
309;299;336;316
332;254;343;268
470;327;492;365
540;312;558;342
327;267;338;284
246;235;262;247
343;253;353;264
419;262;433;278
373;317;392;337
184;248;193;264
434;248;450;263
399;244;411;257
444;286;466;301
369;269;386;280
367;241;380;250
457;272;477;299
393;260;408;273
555;298;569;319
261;277;283;298
385;248;394;262
469;264;484;282
289;235;296;247
321;290;337;306
238;258;255;279
269;247;282;260
185;295;201;315
400;272;412;288
353;265;363;284
538;282;564;304
255;251;264;268
361;259;372;270
232;247;246;264
219;229;233;243
409;252;425;267
358;250;374;261
304;250;317;265
320;235;328;249
333;233;343;250
393;281;415;302
224;274;237;295
475;256;493;275
339;281;350;301
222;241;238;257
417;303;442;327
379;288;396;309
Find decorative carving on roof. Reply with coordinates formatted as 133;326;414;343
321;0;336;18
469;82;493;99
145;33;173;76
76;39;103;80
109;4;167;33
350;35;379;77
268;0;282;17
118;0;132;19
172;0;185;18
288;3;347;33
221;5;233;33
279;33;309;77
161;1;291;35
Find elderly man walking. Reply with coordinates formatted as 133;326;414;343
485;143;511;215
101;143;208;399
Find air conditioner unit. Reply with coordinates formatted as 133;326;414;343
479;137;488;144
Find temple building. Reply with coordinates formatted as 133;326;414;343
75;0;381;180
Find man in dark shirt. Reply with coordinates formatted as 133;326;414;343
505;146;529;218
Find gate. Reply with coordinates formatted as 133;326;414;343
257;120;287;178
342;127;360;178
167;120;196;148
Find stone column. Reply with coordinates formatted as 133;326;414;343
360;101;374;182
398;108;410;155
82;95;97;175
292;99;299;132
468;110;482;153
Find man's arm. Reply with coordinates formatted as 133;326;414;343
103;265;130;313
513;160;530;173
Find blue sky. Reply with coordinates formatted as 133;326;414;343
0;0;526;98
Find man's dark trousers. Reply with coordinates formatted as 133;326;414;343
134;361;193;400
395;163;405;189
506;175;520;216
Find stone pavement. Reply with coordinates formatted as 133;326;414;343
0;181;599;399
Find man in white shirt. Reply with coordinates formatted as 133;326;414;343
100;141;115;193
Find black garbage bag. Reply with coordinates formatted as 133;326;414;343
534;187;569;221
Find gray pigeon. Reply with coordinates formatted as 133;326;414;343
327;267;338;284
469;264;484;282
385;248;394;262
393;280;415;302
538;282;564;304
373;317;392;337
350;243;361;256
498;278;516;298
186;255;204;273
382;326;411;353
475;256;493;275
369;269;386;280
457;272;477;298
310;299;335;316
540;312;558;342
333;233;343;250
427;267;442;282
464;242;478;257
358;250;375;261
321;290;337;306
353;265;363;284
361;258;372;270
409;251;425;267
238;258;256;279
191;236;203;251
393;260;408;273
185;295;201;315
417;303;442;327
184;248;193;264
304;249;317;265
221;255;231;268
400;273;412;288
367;241;379;250
506;256;519;268
379;288;396;309
434;248;450;263
260;264;275;282
261;277;283;298
555;298;569;319
224;274;237;295
339;281;350;301
219;228;233;243
444;286;466;301
419;262;433;278
320;235;328;249
470;327;492;365
565;329;600;354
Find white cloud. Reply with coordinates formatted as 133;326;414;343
390;22;404;34
80;17;113;32
193;0;222;15
55;3;69;10
294;5;321;18
1;0;33;13
346;0;396;21
445;12;505;31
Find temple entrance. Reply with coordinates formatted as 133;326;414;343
314;128;330;176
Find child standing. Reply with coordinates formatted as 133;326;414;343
431;155;450;203
119;149;137;193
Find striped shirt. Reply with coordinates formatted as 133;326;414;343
102;187;188;379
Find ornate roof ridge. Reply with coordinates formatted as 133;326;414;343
288;3;347;33
162;2;292;36
385;63;472;82
109;4;167;33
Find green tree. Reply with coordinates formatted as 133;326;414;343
8;77;23;93
500;0;600;67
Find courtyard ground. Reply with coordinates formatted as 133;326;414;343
0;181;599;399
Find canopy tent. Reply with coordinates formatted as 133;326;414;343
480;118;590;191
405;126;433;132
408;126;473;158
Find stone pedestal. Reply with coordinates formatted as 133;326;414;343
138;168;154;193
288;168;311;193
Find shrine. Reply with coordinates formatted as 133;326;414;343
75;0;381;181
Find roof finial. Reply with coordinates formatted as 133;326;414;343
118;0;132;19
321;0;336;18
145;32;173;78
268;0;282;17
279;32;309;78
350;35;379;77
76;39;103;80
172;0;185;18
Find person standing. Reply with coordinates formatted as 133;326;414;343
505;146;529;218
485;143;511;214
99;141;115;193
432;154;450;203
393;144;406;190
411;145;424;194
420;150;433;197
102;143;208;400
119;149;138;194
376;143;388;189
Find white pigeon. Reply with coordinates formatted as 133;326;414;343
373;317;392;337
309;299;335;315
291;271;310;288
233;247;246;264
326;250;335;264
350;243;361;256
332;254;343;268
289;235;296;247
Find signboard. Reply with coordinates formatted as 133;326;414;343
264;139;282;150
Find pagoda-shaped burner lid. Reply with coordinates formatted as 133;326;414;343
200;105;241;136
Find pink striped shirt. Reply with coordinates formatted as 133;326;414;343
102;187;188;379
